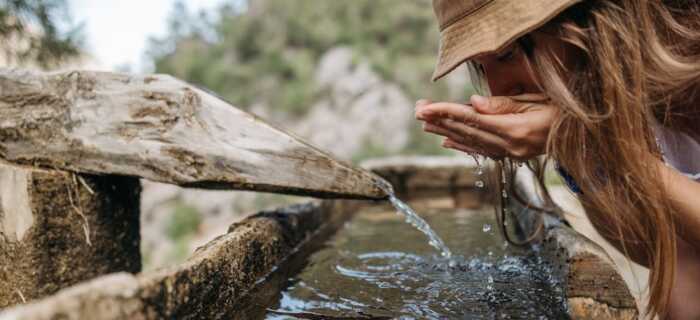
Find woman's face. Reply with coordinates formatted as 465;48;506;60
472;33;574;96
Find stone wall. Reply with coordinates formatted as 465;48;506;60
0;164;141;308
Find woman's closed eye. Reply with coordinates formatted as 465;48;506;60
496;44;518;62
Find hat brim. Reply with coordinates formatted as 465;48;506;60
432;0;581;81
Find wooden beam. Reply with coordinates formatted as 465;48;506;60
0;69;386;199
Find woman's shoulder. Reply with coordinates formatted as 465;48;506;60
654;124;700;181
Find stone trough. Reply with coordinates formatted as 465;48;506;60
0;156;638;320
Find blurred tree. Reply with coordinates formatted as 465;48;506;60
0;0;83;68
148;0;450;119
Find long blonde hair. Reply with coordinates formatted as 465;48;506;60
482;0;700;317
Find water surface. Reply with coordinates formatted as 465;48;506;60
266;201;568;319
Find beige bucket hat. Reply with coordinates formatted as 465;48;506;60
432;0;581;81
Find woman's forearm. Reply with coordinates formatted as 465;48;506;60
658;160;700;248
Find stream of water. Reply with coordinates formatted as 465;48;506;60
386;194;453;259
375;157;487;260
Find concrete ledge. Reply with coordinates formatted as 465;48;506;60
362;156;484;193
542;226;638;319
363;156;490;209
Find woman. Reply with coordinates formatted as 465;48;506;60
415;0;700;318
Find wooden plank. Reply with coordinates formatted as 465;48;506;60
0;69;385;199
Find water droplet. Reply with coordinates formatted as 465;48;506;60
502;189;508;198
482;224;492;233
470;154;481;167
475;180;485;188
487;275;494;283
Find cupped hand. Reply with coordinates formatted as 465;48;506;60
414;94;557;160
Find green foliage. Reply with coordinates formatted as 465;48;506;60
0;0;83;68
166;202;202;240
147;0;448;119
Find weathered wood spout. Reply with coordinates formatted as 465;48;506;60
0;68;386;199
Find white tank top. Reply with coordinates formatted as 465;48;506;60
654;125;700;181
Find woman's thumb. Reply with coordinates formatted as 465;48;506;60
470;94;549;114
470;95;516;114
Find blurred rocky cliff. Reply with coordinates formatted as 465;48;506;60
140;0;473;269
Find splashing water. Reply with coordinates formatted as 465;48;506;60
377;180;453;259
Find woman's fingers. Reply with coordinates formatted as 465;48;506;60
423;122;468;145
416;101;516;135
425;118;543;160
417;94;549;120
415;99;432;109
423;120;507;158
470;94;549;115
443;138;505;159
416;102;473;121
443;138;477;153
415;95;554;160
438;118;511;154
